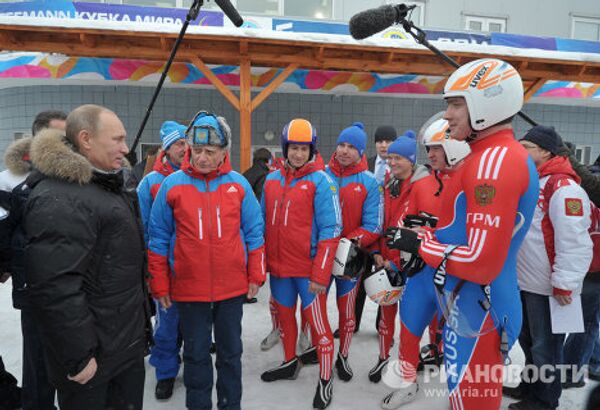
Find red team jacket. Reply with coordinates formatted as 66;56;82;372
326;154;382;248
262;157;342;286
377;165;440;265
147;151;266;302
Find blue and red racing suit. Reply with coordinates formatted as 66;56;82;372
397;170;451;380
262;157;342;380
418;129;538;410
374;165;439;360
137;150;180;381
325;154;383;358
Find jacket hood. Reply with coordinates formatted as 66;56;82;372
538;155;581;184
327;153;368;177
3;136;32;175
30;128;93;185
410;164;431;184
181;147;233;180
29;128;131;185
152;150;178;177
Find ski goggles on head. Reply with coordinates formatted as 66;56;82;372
186;111;227;148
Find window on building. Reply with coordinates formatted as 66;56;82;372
572;17;600;41
575;145;593;165
285;0;332;20
464;15;506;33
237;0;281;16
384;0;425;26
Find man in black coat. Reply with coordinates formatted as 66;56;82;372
23;105;151;410
243;147;272;200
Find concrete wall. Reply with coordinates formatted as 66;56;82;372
1;84;599;171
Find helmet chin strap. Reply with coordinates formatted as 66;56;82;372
466;131;478;143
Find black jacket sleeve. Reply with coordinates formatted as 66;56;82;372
560;149;600;207
24;190;98;376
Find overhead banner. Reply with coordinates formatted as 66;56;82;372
0;1;598;56
0;0;223;26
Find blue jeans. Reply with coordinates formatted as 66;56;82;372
177;295;244;410
518;291;565;409
149;301;181;380
563;278;600;383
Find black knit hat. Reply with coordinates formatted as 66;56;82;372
520;125;562;155
374;125;397;143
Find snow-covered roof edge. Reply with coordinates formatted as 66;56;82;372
1;15;600;65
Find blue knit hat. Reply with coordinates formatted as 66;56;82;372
160;121;187;151
388;130;417;164
337;122;367;157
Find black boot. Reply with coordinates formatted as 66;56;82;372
312;378;333;409
335;353;353;382
368;357;389;383
299;346;319;365
261;357;302;382
155;377;175;400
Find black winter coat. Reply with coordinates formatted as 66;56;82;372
23;129;151;390
242;161;269;200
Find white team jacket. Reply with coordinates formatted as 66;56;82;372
517;175;592;296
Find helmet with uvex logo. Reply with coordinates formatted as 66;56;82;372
444;58;523;131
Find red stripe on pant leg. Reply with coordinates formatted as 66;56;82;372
399;321;421;382
269;296;279;331
304;294;334;380
452;315;502;410
337;290;358;357
276;301;298;362
300;306;312;343
379;304;397;360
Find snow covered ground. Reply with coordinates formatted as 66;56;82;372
0;279;595;409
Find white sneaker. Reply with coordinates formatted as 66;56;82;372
297;330;311;352
260;328;280;351
381;382;418;409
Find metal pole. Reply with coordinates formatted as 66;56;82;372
401;19;538;127
127;0;204;164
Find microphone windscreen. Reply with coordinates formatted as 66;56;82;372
215;0;244;27
349;5;398;40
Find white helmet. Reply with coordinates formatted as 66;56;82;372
364;266;405;306
332;238;365;279
422;118;471;167
444;58;523;131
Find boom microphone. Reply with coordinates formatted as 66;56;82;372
214;0;244;27
349;4;416;40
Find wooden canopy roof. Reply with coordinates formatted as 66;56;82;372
1;20;599;169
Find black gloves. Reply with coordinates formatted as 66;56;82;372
403;213;438;229
384;227;421;254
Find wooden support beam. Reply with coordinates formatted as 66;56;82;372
189;56;240;111
251;63;298;112
240;40;249;56
316;46;325;62
159;36;170;51
524;77;547;102
239;59;252;172
79;33;95;48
